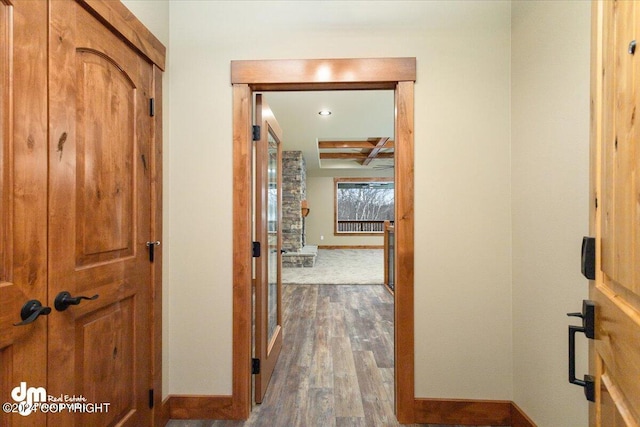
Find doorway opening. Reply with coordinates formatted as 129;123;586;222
251;90;396;421
231;57;416;423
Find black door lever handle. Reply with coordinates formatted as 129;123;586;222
567;300;596;402
54;291;99;311
14;300;52;326
566;300;595;339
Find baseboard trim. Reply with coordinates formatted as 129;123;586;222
165;396;536;426
318;245;384;249
511;401;537;427
156;396;170;427
167;395;237;420
413;398;512;425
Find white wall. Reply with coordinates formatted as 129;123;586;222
168;0;513;399
511;1;591;425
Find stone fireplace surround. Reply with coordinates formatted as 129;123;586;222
281;151;317;267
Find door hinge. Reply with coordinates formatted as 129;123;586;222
149;98;155;117
252;125;260;141
252;358;260;374
252;241;261;258
146;241;161;263
148;389;154;409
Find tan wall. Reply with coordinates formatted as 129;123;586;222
166;0;513;398
511;1;591;425
120;0;171;399
119;2;594;421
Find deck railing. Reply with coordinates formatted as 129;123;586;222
336;220;393;233
384;220;395;294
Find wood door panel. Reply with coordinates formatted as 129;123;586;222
602;0;639;292
75;50;135;264
592;0;640;425
0;1;48;426
600;372;634;427
0;346;11;425
76;298;135;426
600;0;616;281
593;285;640;422
48;2;153;425
0;2;162;425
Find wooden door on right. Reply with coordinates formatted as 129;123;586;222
591;1;640;425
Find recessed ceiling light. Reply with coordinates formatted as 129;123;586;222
318;110;332;116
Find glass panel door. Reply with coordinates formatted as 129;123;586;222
253;94;283;404
266;130;280;343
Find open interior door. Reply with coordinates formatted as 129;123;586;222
590;1;640;425
254;94;284;404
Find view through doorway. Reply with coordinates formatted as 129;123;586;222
252;90;397;422
268;90;394;288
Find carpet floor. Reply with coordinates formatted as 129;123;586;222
282;249;384;285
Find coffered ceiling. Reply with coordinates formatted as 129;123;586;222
264;90;395;177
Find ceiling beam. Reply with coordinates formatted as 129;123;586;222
318;140;395;149
320;152;394;160
362;137;390;166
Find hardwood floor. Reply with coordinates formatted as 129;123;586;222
167;285;494;427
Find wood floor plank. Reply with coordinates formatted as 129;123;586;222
361;395;398;427
352;350;390;401
328;301;347;338
167;284;502;427
335;416;369;427
331;336;365;417
379;367;395;403
298;387;335;427
309;326;334;388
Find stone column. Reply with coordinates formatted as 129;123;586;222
281;151;306;252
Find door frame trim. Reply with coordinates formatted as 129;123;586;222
588;1;602;421
231;57;416;422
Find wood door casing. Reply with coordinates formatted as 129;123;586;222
48;1;154;425
590;1;640;425
0;1;48;425
231;58;416;421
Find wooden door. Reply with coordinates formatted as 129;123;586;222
590;1;640;425
254;94;284;404
47;1;154;425
0;1;48;425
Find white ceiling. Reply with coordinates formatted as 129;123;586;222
263;90;395;177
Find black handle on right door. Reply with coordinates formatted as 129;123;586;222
54;291;99;312
567;299;595;402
